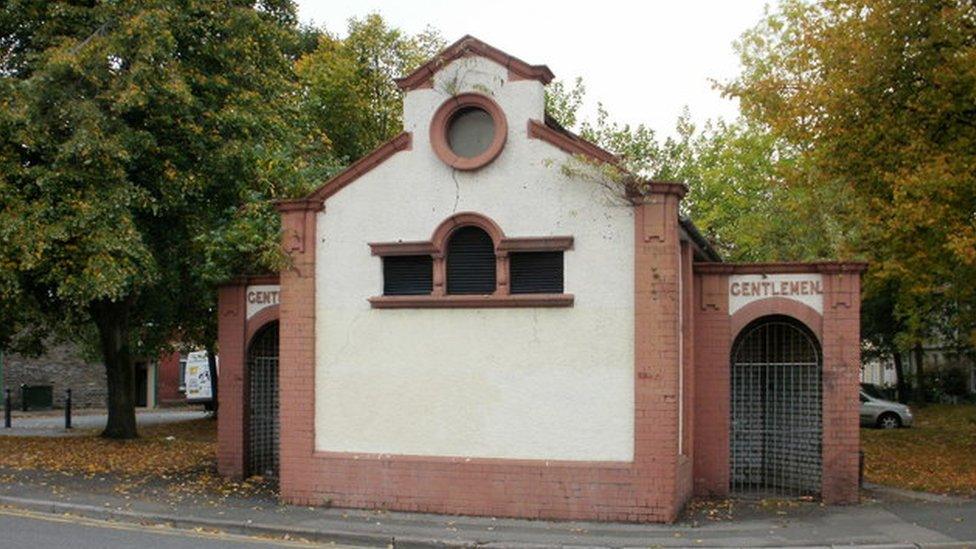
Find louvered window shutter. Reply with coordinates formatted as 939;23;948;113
383;256;433;295
510;251;564;294
446;226;496;294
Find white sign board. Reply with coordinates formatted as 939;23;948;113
185;351;214;403
246;285;280;320
729;274;824;315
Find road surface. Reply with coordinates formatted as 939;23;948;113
0;508;366;548
0;410;209;437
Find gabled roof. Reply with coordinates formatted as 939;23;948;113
277;36;722;262
306;132;412;202
396;35;555;91
532;113;619;165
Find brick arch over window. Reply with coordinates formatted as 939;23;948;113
432;212;506;296
246;305;280;349
430;211;505;249
730;297;823;346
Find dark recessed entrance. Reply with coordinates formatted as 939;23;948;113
247;321;279;478
730;316;822;497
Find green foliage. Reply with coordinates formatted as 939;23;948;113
861;279;907;360
546;78;664;178
544;77;586;130
577;105;663;178
665;113;852;262
723;0;976;348
921;367;971;402
1;0;325;322
296;14;444;162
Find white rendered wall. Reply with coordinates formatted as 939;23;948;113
314;56;635;461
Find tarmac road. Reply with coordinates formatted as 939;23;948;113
0;508;368;549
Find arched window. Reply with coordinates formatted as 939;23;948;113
446;226;496;294
369;212;574;308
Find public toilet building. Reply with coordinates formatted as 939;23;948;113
216;36;866;522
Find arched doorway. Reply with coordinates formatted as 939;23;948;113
730;315;822;497
247;321;279;478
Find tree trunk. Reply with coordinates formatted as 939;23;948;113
912;343;926;404
91;299;138;439
205;342;218;417
893;352;909;403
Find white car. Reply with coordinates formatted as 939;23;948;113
860;384;914;429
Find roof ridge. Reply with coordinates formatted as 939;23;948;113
396;35;554;91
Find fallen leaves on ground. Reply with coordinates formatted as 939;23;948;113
0;419;276;503
862;404;976;495
683;498;735;522
0;419;215;476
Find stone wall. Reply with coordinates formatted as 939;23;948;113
2;342;107;409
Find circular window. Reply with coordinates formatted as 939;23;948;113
430;93;507;170
447;107;494;158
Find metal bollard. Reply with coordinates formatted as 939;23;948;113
4;388;10;428
859;450;864;487
64;388;72;430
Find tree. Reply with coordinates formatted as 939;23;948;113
861;280;911;401
0;0;328;438
722;0;976;355
661;113;850;262
546;76;665;178
545;79;842;262
296;14;444;162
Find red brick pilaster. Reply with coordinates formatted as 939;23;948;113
691;270;731;496
275;199;322;503
217;283;247;478
821;266;863;504
633;183;688;519
677;241;695;505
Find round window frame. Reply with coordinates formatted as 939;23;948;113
430;93;507;171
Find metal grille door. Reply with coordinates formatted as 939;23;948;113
247;321;279;478
730;317;822;497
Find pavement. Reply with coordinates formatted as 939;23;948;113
0;468;974;548
0;409;209;437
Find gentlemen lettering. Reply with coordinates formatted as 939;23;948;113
730;279;822;298
247;290;280;305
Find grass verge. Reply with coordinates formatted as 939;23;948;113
862;403;976;495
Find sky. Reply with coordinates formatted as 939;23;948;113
295;0;772;137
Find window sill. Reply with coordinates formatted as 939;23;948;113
369;294;574;309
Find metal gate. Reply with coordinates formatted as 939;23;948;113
247;321;279;478
730;316;822;497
